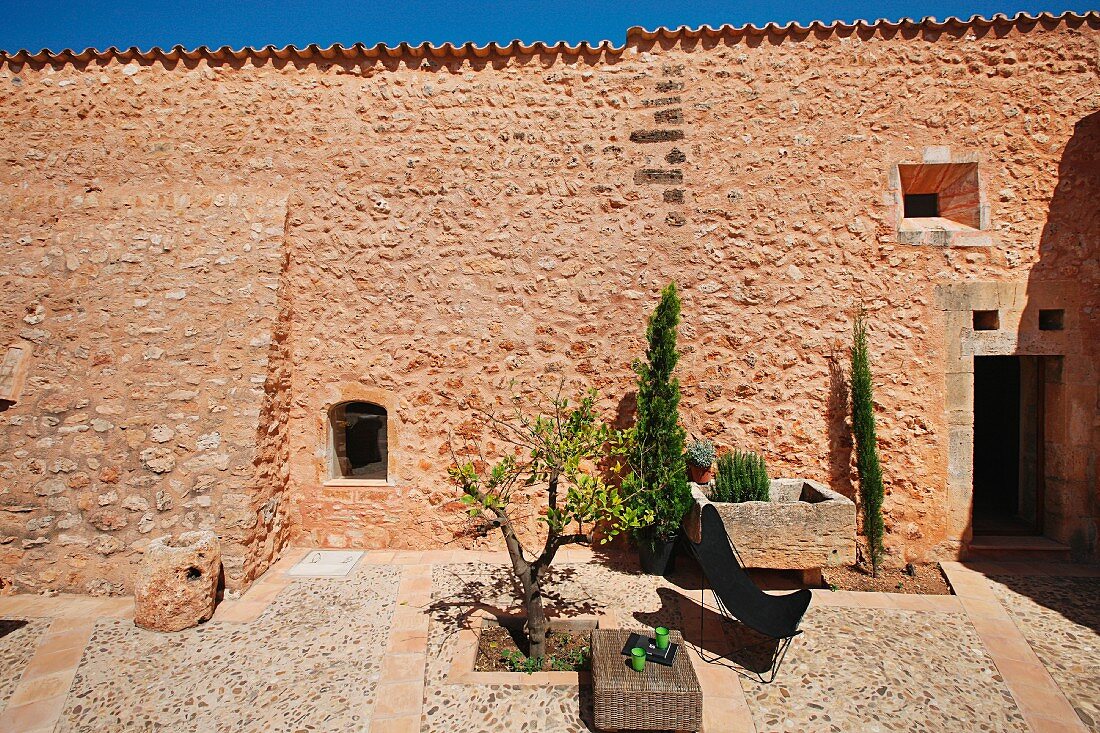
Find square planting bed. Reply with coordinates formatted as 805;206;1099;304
685;479;856;571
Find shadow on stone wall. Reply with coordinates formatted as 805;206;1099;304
1021;110;1100;558
825;351;855;504
975;112;1100;641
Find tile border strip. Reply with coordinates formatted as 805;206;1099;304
941;561;1089;733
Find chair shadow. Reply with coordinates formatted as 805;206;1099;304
0;619;29;639
634;587;783;678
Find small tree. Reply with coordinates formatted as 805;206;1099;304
449;386;647;659
626;282;693;550
850;308;885;576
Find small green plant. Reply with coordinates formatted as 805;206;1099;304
685;438;716;469
498;634;591;674
500;649;544;674
851;307;886;577
549;644;590;671
712;450;770;503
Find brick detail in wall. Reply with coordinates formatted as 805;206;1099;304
654;108;684;125
630;129;685;143
642;96;681;107
630;64;689;217
634;169;684;184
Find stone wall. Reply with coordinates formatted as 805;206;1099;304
0;186;289;594
1;15;1098;593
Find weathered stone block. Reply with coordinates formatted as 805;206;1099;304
684;480;856;570
134;530;221;632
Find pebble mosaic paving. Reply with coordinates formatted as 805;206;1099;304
990;575;1100;733
2;553;1096;733
0;617;50;708
55;565;399;733
743;607;1029;733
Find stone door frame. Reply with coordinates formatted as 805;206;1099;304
938;282;1072;550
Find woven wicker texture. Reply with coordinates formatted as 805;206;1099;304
592;629;702;731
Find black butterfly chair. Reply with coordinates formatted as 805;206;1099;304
687;503;812;683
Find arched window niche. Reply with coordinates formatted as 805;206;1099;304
328;401;389;483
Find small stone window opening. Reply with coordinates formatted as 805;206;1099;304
973;310;1000;331
897;162;981;229
329;402;388;481
903;193;939;218
1038;309;1064;331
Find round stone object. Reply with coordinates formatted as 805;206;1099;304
134;530;221;632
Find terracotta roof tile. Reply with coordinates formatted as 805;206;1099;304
1;11;1096;64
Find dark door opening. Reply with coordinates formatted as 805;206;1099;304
972;356;1044;535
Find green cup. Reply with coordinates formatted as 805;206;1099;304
630;646;646;672
655;626;670;650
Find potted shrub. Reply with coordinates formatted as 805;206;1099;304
685;438;716;484
624;282;694;576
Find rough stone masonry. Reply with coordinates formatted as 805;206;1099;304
1;14;1098;596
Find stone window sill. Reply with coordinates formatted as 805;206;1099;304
323;478;392;488
897;217;991;247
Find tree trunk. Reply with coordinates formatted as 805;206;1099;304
521;563;549;659
495;510;551;660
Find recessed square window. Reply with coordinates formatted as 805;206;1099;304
1038;309;1064;331
898;162;980;228
973;310;1000;331
903;193;939;218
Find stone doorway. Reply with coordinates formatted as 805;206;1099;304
972;356;1046;536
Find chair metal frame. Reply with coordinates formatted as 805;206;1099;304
689;528;804;684
695;572;801;684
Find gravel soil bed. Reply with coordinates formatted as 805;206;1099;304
823;563;953;594
475;625;592;672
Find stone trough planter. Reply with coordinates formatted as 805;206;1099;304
685;479;856;582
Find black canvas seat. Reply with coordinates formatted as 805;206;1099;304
687;503;812;682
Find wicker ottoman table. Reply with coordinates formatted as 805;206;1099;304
591;629;702;732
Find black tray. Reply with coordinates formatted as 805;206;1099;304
620;632;678;666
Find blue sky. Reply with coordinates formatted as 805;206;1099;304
1;0;1095;52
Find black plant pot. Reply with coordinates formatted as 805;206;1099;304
638;536;677;576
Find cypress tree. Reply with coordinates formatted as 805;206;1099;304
851;308;885;576
631;282;693;544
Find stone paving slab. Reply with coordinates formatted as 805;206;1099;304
0;617;51;708
54;565;399;733
989;575;1100;733
742;606;1029;733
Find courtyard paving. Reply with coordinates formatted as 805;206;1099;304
0;550;1095;733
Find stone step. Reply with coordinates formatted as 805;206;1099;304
965;535;1071;561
